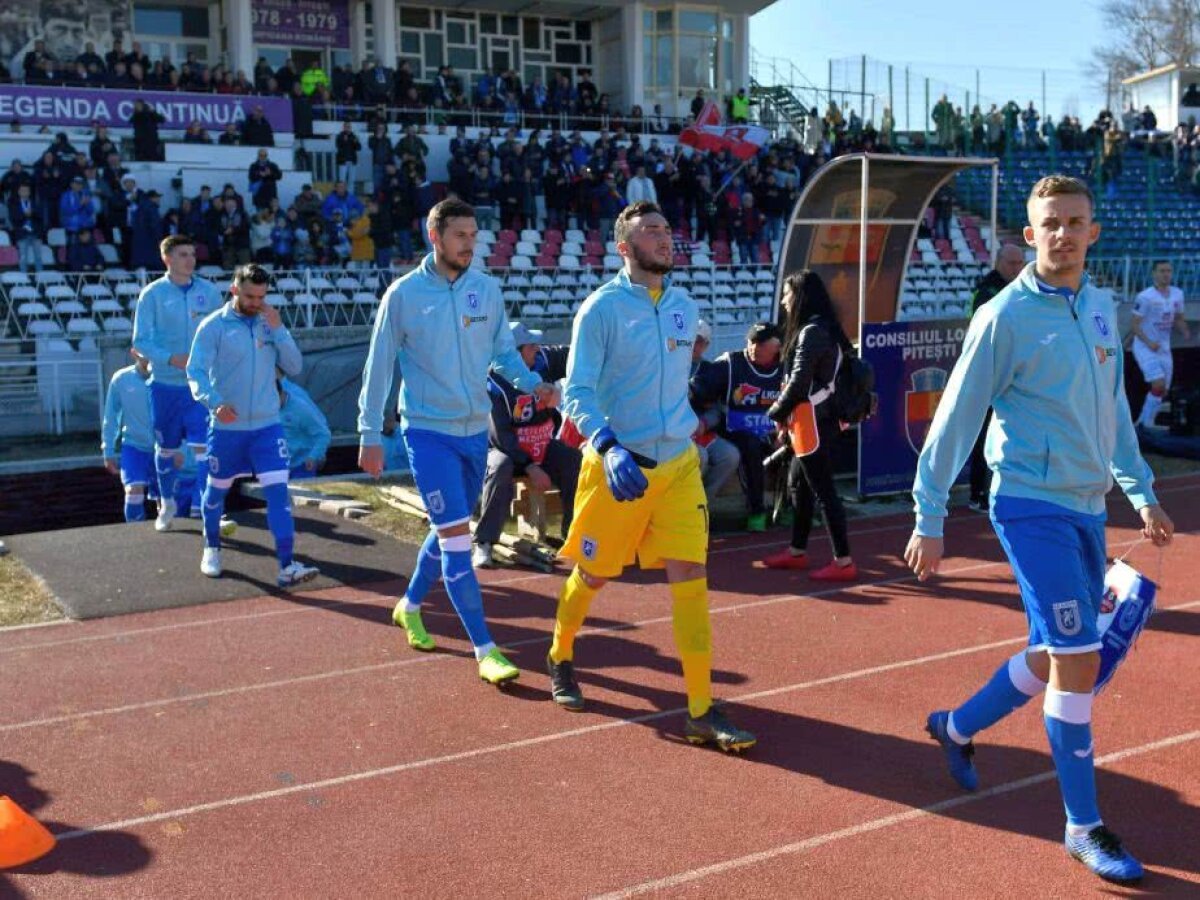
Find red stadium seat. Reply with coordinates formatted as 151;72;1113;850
498;229;518;244
486;254;508;268
543;230;563;244
535;254;557;268
0;247;17;267
673;253;689;268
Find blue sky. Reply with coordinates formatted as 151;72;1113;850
749;0;1111;129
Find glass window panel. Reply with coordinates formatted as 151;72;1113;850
722;19;733;38
680;11;717;34
523;19;540;49
655;37;672;90
502;16;519;36
554;42;582;65
678;35;716;90
526;51;551;62
184;42;208;62
644;11;653;31
447;47;477;70
643;35;653;87
546;19;570;28
401;32;420;54
575;21;590;41
585;45;591;63
722;38;733;92
134;8;181;36
447;21;466;44
424;33;443;68
258;47;288;68
399;8;430;29
524;64;542;85
481;14;497;35
656;10;673;30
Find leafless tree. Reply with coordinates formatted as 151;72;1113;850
1089;0;1200;105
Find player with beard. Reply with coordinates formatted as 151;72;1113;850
358;198;557;686
545;200;757;753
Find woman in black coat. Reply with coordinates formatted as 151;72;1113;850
762;270;858;581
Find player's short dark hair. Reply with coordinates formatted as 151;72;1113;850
1027;175;1093;213
1152;259;1171;269
427;197;476;235
614;200;664;244
159;234;195;257
233;263;271;286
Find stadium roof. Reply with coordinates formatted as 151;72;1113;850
438;0;779;17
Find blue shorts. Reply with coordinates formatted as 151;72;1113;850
119;445;154;488
150;382;209;450
991;495;1106;654
402;427;487;528
290;464;316;480
207;423;290;488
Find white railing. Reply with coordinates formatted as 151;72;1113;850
0;355;104;436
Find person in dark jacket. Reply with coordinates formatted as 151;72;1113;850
240;106;276;147
130;190;164;269
130;100;165;161
473;322;580;567
763;270;858;581
247;149;283;210
8;184;46;273
966;243;1027;511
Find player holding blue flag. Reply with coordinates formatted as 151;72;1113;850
101;350;154;522
906;175;1174;884
132;235;224;532
187;264;320;588
358;198;556;685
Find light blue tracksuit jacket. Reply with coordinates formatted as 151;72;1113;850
357;253;539;445
132;275;225;386
281;387;332;464
101;364;153;455
913;265;1156;537
563;269;699;464
187;303;303;431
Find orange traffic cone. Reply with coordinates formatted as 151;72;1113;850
0;795;56;868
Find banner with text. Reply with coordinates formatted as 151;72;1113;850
252;0;350;49
859;319;971;496
0;83;293;132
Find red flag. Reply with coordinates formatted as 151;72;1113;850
679;101;768;161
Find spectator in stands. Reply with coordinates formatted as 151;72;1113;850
217;122;240;145
931;185;954;241
593;171;625;240
732;192;765;265
693;172;718;243
8;184;45;273
241;105;275;147
216;196;251;269
293;183;322;225
131;99;165;161
764;271;857;580
184;122;213;144
300;59;329;97
689;319;741;503
89;124;117;167
335;121;361;188
392;60;415;105
496;169;522;231
249;208;274;263
731;88;751;124
109;176;141;260
474;322;579;567
368;122;395;190
66;226;104;271
625;164;657;204
131;190;164;270
77;41;104;74
471;163;498;229
692;322;784;532
325;209;351;263
397;124;429;172
349;202;375;264
248;149;282;210
23;40;53;82
757;172;788;245
320;180;364;222
541;159;570;232
690;89;706;119
365;199;393;267
59;176;95;245
0;160;33;202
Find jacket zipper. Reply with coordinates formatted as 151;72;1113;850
245;314;256;424
449;277;473;423
654;296;666;458
1066;296;1107;471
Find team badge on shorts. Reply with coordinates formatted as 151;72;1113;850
467;291;479;310
581;536;597;560
208;455;220;474
1092;313;1110;337
425;489;445;516
1052;599;1083;636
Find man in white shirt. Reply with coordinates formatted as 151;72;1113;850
625;165;658;205
1131;259;1190;428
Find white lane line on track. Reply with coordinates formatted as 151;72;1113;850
52;607;1199;844
589;728;1200;899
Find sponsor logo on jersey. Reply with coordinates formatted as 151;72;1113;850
666;337;693;352
731;383;779;406
1095;345;1116;365
512;393;536;423
461;314;488;328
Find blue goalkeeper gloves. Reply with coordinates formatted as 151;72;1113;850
591;426;649;502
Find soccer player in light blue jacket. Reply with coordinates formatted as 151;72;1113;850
132;234;224;531
357;198;555;685
906;176;1174;884
188;264;319;588
101;350;154;522
279;380;331;479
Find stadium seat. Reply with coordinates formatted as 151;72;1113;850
519;229;541;244
510;255;533;270
97;244;120;264
476;230;497;244
67;318;100;336
46;228;67;248
335;276;361;292
82;284;114;302
28;319;63;336
516;241;539;256
564;229;586;243
9;286;40;304
53;300;87;316
0;272;30;287
558;254;580;269
44;285;75;303
102;316;133;333
602;254;622;270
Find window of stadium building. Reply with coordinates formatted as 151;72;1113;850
644;7;734;104
395;5;592;86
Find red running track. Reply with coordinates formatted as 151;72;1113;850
2;476;1199;898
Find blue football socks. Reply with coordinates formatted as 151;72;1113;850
262;482;295;568
201;482;229;549
948;651;1046;742
439;535;494;656
1045;688;1102;830
404;529;442;606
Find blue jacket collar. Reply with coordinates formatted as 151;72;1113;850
1017;263;1090;299
615;268;673;299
